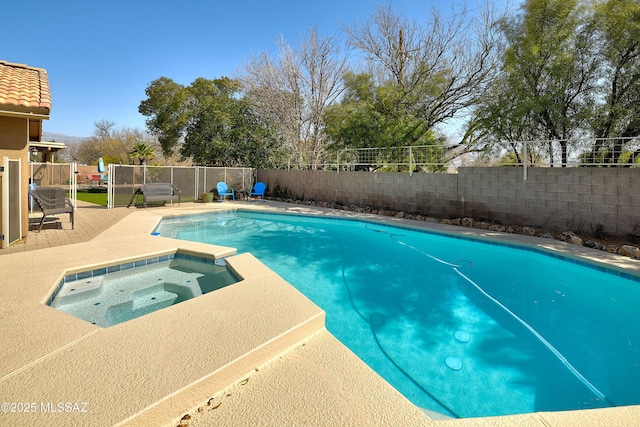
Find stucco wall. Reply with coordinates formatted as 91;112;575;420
257;168;640;240
0;116;30;240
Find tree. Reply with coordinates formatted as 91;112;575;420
138;77;188;157
139;76;283;168
129;142;155;165
241;27;349;169
323;71;444;171
587;0;640;164
468;0;599;166
344;3;504;134
74;121;149;165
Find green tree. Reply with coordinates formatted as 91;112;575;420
138;77;188;157
470;0;598;166
324;72;444;171
129;142;155;165
139;76;283;167
587;0;640;164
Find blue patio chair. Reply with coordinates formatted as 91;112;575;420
249;182;266;202
216;182;235;201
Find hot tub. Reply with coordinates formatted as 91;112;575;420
47;253;240;327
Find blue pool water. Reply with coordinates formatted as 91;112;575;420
154;211;640;418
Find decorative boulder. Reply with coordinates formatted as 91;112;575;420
569;235;583;246
619;245;640;258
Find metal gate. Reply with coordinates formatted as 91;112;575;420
29;162;78;209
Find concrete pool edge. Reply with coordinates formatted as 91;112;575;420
0;201;638;426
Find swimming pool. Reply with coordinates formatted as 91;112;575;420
154;210;640;418
48;253;240;328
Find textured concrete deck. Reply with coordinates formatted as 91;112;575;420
3;201;133;254
1;201;639;426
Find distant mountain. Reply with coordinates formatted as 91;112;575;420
43;132;86;145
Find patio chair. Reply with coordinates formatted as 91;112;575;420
216;182;235;201
29;188;74;232
249;182;266;202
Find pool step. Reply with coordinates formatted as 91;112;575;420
105;286;178;325
132;285;178;311
50;276;104;307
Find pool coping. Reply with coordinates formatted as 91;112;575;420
0;201;639;426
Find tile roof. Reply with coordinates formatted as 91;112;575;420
0;60;51;115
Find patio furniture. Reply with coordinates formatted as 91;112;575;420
249;182;266;202
135;183;181;208
216;182;235;201
86;174;102;187
29;187;75;232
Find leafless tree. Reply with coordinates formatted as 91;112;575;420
344;2;505;132
75;120;156;165
241;27;350;169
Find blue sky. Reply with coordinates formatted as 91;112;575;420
1;0;513;137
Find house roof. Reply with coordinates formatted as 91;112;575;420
0;60;51;117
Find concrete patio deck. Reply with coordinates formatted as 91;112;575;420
0;201;639;426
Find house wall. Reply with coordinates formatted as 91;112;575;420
0;116;30;240
257;168;640;240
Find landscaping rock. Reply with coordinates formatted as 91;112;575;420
619;245;640;258
556;231;576;242
583;240;603;250
569;235;583;246
522;227;536;236
488;224;505;232
461;217;473;227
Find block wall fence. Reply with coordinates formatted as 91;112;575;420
257;167;640;240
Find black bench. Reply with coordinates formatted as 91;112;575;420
135;183;181;208
29;187;75;232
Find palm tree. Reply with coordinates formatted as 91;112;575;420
129;143;155;165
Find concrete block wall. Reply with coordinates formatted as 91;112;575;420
257;168;639;239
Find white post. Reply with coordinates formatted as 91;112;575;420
409;146;413;177
523;140;528;181
196;166;200;200
107;163;113;209
2;157;9;248
69;162;77;208
18;158;22;240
